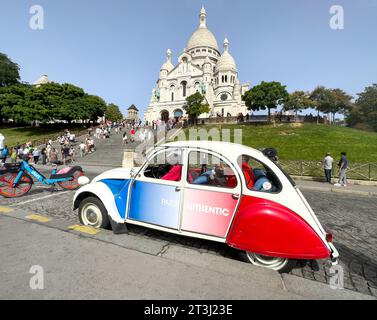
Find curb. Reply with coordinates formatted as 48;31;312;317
298;185;377;197
292;175;377;187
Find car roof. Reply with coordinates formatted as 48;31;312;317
160;141;265;162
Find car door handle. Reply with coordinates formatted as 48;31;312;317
232;194;240;200
175;187;181;192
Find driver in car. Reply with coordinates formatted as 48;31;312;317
193;163;228;187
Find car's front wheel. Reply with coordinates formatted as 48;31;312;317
78;196;110;229
241;251;296;273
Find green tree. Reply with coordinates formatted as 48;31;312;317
106;103;123;121
183;92;210;125
330;88;353;123
83;95;107;122
242;81;289;121
310;86;353;124
0;53;20;87
309;86;333;124
284;91;314;119
349;84;377;131
0;84;47;124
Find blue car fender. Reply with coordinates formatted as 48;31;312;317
73;181;125;224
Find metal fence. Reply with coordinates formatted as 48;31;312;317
279;160;377;181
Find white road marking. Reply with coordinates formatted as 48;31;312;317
9;191;71;207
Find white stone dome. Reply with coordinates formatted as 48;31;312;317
187;28;219;51
34;74;49;86
187;6;219;52
216;38;237;72
160;49;174;72
161;60;174;72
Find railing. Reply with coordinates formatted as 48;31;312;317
194;115;326;125
278;160;377;181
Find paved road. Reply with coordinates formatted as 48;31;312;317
1;131;376;298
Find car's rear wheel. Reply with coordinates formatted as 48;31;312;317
78;196;110;229
241;251;296;273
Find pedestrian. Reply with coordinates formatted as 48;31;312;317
62;144;70;165
79;141;86;158
41;147;47;165
32;148;40;164
17;146;24;160
130;127;135;143
50;148;59;164
322;153;334;183
122;132;128;145
1;145;9;163
10;148;17;163
334;152;348;187
69;146;75;162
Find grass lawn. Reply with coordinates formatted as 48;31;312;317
183;123;377;164
0;126;87;147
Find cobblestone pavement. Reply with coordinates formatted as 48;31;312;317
2;187;376;297
1;130;376;297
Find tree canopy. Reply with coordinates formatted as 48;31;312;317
242;81;289;120
183;92;210;123
348;84;377;131
0;82;108;124
0;53;20;87
310;86;353;123
106;103;124;121
284;91;314;116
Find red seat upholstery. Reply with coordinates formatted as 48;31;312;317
242;162;254;189
161;165;182;182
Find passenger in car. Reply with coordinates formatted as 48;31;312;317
193;164;227;187
252;168;274;192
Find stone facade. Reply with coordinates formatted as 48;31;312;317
144;6;249;123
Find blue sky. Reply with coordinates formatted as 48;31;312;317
1;0;376;118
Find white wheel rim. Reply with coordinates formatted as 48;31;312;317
246;252;289;271
81;203;103;228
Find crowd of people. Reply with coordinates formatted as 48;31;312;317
0;121;127;166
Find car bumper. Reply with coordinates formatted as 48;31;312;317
328;242;339;265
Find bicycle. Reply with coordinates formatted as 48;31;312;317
0;159;84;198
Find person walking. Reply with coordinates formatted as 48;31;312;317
130;127;135;143
32;148;40;164
10;148;17;163
41;147;47;165
335;152;349;187
1;145;8;163
79;141;86;158
322;153;334;183
49;148;59;164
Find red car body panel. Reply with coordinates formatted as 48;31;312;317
227;195;331;260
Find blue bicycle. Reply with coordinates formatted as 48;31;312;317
0;160;84;198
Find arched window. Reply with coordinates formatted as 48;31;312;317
181;81;187;97
225;75;228;83
171;92;174;101
221;75;224;83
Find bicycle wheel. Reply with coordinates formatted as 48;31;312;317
57;170;84;190
0;172;33;198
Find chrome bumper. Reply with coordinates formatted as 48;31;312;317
328;242;339;266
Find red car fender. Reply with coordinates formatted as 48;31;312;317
227;195;331;260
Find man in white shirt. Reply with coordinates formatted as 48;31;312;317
322;153;334;183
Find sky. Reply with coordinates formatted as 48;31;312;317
1;0;377;118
